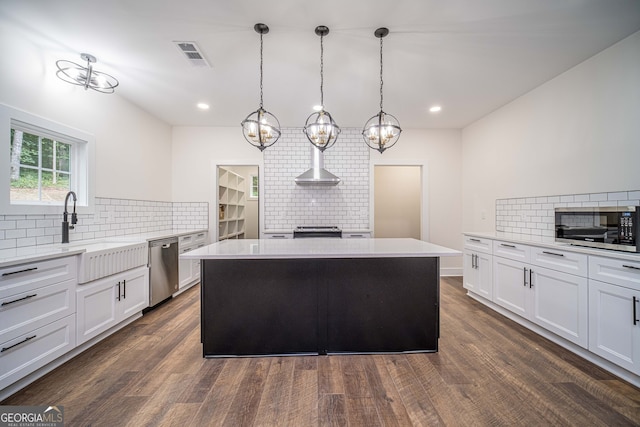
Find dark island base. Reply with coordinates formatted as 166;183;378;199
201;257;440;357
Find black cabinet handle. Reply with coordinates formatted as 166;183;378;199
529;269;533;288
116;282;121;301
501;243;516;248
634;296;639;326
623;265;640;271
1;294;37;306
469;238;481;242
2;267;37;277
123;279;126;299
1;335;36;353
542;251;565;257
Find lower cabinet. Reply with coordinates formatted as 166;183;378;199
0;315;75;391
588;279;640;375
493;256;588;348
463;250;493;300
76;266;149;345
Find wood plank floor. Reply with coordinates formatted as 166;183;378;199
3;277;640;426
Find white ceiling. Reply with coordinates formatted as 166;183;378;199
2;0;640;129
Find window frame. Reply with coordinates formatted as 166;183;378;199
248;173;259;199
0;104;95;215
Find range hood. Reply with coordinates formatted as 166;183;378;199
295;146;340;186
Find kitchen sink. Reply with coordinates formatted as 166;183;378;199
57;239;149;284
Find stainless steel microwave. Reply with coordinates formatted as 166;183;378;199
555;206;639;252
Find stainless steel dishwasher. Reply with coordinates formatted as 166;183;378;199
148;237;179;307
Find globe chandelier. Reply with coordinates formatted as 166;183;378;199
362;27;401;153
241;23;281;151
303;25;341;152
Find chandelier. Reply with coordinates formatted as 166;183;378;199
55;53;119;94
362;28;401;153
303;25;340;152
241;23;281;151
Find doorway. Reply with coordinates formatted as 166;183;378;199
216;165;260;241
373;165;422;239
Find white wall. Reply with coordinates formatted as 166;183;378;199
370;129;463;272
0;31;173;202
462;31;640;233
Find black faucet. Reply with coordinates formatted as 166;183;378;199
62;191;77;244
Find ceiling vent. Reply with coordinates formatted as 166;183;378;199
174;41;210;68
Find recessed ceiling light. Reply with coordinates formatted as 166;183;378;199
429;106;442;113
197;103;210;110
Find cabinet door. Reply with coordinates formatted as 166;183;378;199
119;267;149;319
178;254;193;289
588;279;640;375
530;267;587;348
476;252;493;300
462;251;478;293
76;278;118;345
493;256;529;318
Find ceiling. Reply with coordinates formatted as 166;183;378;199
2;0;640;129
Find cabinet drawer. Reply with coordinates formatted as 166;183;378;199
589;256;640;290
0;256;77;299
530;247;588;277
343;232;371;239
0;279;75;342
263;233;293;239
179;234;194;248
0;314;76;391
194;232;208;244
464;236;492;254
493;240;530;262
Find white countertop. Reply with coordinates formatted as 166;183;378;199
464;231;640;262
180;238;460;260
0;228;207;268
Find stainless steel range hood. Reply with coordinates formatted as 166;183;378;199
295;146;340;186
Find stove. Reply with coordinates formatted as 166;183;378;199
293;226;342;238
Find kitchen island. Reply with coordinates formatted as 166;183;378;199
181;238;460;357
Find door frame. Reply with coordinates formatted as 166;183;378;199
370;160;429;241
212;160;264;242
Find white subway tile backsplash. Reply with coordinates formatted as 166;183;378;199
0;197;208;249
496;189;639;236
263;127;369;230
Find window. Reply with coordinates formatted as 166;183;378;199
10;124;73;204
249;174;259;199
1;104;95;215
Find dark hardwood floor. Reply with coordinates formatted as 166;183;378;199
3;277;640;426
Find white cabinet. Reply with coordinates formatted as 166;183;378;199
76;266;148;345
262;232;293;239
588;256;640;374
0;256;77;391
178;231;207;291
491;240;588;348
218;167;246;240
493;255;530;318
530;266;588;347
463;236;493;300
343;232;371;238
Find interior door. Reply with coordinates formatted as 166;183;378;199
374;165;421;238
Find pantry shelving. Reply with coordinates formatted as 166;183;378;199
218;167;246;240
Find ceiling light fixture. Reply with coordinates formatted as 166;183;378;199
429;105;442;113
362;28;401;153
241;23;281;151
303;25;340;152
197;102;210;110
55;53;119;94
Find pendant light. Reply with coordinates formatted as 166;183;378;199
362;27;401;153
303;25;340;152
55;53;119;94
241;23;281;151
